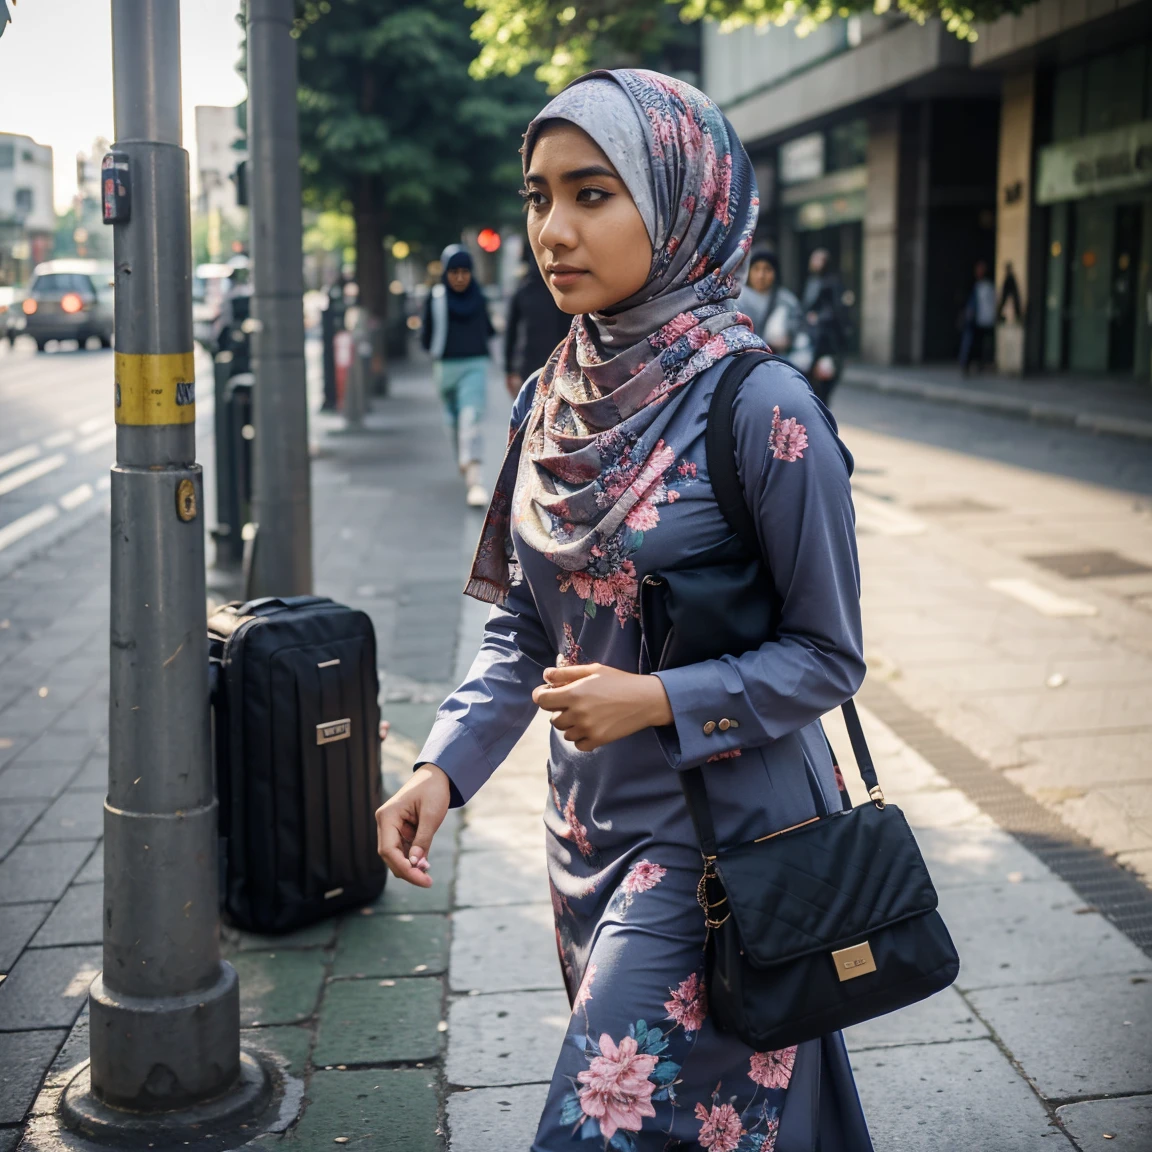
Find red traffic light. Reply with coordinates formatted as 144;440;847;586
477;228;501;253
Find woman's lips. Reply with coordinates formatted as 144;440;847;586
548;269;587;288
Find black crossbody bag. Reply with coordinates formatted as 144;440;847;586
639;352;959;1051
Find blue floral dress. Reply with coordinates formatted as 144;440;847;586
419;357;874;1151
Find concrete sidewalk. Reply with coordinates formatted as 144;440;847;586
2;349;1151;1149
842;362;1152;442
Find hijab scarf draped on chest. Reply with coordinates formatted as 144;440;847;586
466;69;766;606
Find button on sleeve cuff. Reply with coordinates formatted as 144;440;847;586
653;662;750;770
415;717;494;808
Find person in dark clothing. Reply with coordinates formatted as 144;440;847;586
503;258;572;398
800;248;849;404
421;244;495;506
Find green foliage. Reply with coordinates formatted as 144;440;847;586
294;0;546;248
303;210;356;265
467;0;1039;90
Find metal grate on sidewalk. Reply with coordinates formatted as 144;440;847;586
860;679;1152;959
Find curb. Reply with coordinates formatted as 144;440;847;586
842;369;1152;443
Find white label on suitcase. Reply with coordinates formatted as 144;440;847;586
317;718;351;745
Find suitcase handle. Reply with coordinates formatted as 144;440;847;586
235;595;332;616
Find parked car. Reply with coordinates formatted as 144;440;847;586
15;259;115;351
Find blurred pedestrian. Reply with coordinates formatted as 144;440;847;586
801;248;848;404
959;259;996;375
504;257;572;398
421;244;494;507
739;249;800;351
378;69;873;1152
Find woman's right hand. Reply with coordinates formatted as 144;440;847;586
375;764;451;888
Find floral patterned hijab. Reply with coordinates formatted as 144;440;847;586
466;68;766;608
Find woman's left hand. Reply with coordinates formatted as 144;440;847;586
532;663;673;751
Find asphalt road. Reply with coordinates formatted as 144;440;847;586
0;338;216;579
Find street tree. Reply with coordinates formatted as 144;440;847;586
468;0;1041;90
291;0;545;325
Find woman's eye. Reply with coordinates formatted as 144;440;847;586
520;189;546;211
577;187;612;204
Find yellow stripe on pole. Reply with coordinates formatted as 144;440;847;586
114;352;197;425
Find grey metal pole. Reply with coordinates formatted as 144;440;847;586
61;2;270;1138
246;0;312;597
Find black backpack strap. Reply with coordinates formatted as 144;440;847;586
679;353;884;861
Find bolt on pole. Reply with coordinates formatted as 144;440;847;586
246;0;313;598
60;1;269;1139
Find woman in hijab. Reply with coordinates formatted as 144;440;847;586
740;248;801;352
421;244;495;506
381;70;872;1151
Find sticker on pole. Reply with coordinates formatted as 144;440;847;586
114;352;196;425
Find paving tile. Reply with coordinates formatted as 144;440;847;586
23;790;104;843
0;1030;67;1124
0;1125;21;1151
313;976;443;1067
455;847;550;909
0;801;46;858
851;1037;1073;1150
241;1023;313;1074
940;879;1152;990
231;949;328;1027
72;842;102;886
446;1083;549;1151
460;814;545;853
0;765;77;802
445;989;569;1088
224;917;337;954
67;755;107;791
845;986;989;1049
285;1068;441;1150
967;973;1152;1100
30;883;102;947
15;734;95;766
0;902;51;970
913;825;1054;890
0;945;100;1030
449;904;561;993
332;912;449;979
1056;1095;1152;1151
0;841;93;903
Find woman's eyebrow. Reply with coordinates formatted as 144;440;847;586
524;165;619;186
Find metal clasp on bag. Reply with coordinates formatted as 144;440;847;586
869;785;886;810
831;940;877;981
697;855;730;929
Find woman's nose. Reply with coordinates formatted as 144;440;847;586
537;204;578;253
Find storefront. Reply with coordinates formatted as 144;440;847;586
1036;45;1152;379
767;122;867;354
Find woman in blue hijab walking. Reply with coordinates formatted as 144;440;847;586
386;70;874;1150
422;244;495;506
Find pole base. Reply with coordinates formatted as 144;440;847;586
60;1049;272;1149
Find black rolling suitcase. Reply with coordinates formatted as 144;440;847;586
208;595;387;933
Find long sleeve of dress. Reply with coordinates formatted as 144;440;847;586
654;361;865;770
415;380;552;806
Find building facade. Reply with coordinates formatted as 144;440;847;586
974;0;1152;380
0;132;54;285
704;0;1152;383
704;15;1000;366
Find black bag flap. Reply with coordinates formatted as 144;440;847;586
713;803;938;969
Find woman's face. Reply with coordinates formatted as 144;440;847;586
747;260;774;293
524;122;652;315
446;266;472;292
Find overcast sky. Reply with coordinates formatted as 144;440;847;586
0;0;247;213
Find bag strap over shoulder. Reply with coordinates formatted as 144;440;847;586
679;352;882;859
